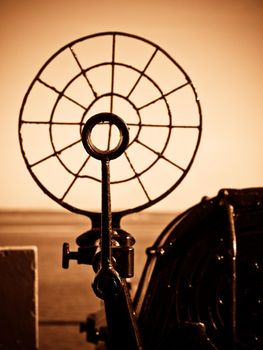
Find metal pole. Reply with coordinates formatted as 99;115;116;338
101;159;113;270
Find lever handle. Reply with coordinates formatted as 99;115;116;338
81;113;129;299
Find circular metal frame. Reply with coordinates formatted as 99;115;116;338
19;31;202;217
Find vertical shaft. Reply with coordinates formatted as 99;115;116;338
101;159;112;269
225;201;237;349
220;190;237;349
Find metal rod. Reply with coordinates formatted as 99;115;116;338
69;46;98;98
124;151;151;201
126;47;158;98
37;78;87;110
135;139;185;172
138;81;190;110
60;156;90;201
101;159;112;269
225;201;237;349
30;139;82;167
220;191;237;349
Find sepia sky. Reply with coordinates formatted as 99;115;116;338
0;0;262;213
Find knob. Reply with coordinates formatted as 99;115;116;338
62;242;78;269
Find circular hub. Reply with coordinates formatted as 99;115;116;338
81;113;129;160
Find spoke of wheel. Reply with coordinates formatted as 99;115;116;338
21;121;85;125
38;78;87;110
30;139;82;167
107;34;116;150
124;152;151;201
69;46;98;98
126;122;200;129
60;155;91;201
126;47;158;99
110;34;116;113
138;81;190;110
136;139;185;172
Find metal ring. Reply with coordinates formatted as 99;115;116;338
82;113;129;160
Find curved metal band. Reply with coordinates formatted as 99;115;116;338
82;113;129;160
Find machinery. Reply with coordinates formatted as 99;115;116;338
19;32;263;349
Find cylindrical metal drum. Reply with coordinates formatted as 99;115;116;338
135;188;263;350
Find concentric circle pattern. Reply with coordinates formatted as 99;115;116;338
19;32;202;216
